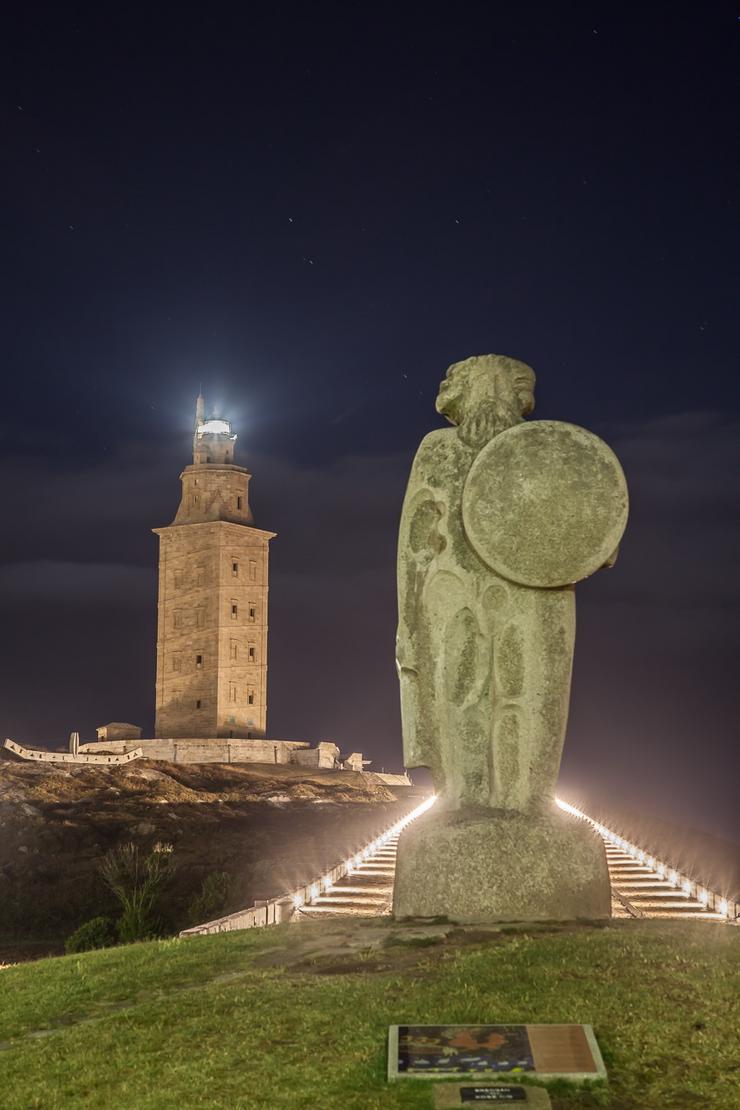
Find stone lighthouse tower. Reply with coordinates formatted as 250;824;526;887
153;394;275;739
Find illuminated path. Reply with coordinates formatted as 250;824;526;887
556;799;736;923
298;797;737;924
295;831;400;918
183;794;736;935
604;841;723;921
180;796;434;938
294;796;435;920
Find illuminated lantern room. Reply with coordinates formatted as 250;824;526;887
193;392;238;465
172;393;253;526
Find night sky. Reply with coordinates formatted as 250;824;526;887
2;8;738;841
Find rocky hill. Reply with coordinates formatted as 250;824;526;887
0;760;419;961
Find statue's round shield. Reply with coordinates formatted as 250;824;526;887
462;420;628;588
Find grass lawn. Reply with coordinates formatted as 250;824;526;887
0;918;737;1109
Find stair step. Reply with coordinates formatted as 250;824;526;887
612;881;681;891
312;892;388;901
326;886;389;897
615;890;686;900
608;865;658;874
341;875;394;884
298;903;384;917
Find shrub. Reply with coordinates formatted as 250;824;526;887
65;916;117;954
98;841;176;943
186;871;233;925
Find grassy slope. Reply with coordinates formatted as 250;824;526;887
0;919;738;1110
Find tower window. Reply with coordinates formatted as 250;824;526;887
248;645;256;662
247;688;255;706
196;609;205;628
229;683;237;703
173;610;182;629
172;654;182;672
231;601;238;620
249;559;257;581
247;731;253;739
237;496;242;510
195;700;202;709
195;565;205;586
230;639;238;660
232;561;239;577
195;654;203;669
248;606;256;622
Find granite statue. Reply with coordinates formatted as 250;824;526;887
393;354;628;921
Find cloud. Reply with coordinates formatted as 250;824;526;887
0;561;155;604
581;410;740;612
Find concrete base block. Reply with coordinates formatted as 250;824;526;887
393;805;611;923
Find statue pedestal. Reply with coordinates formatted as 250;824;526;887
393;805;611;923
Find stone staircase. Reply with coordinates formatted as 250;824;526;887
604;840;725;921
296;834;399;918
297;826;729;923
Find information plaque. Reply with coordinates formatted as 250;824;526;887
387;1024;606;1082
433;1084;552;1108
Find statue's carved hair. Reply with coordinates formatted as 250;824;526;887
457;397;522;448
438;354;536;448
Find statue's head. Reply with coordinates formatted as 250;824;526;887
436;354;536;446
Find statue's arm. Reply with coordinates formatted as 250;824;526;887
396;487;422;675
396;442;447;771
396;447;445;665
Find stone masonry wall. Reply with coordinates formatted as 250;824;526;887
3;739;144;766
153;520;273;740
79;737;309;764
